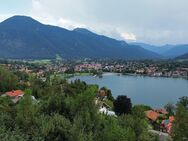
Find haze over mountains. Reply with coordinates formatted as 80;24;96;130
131;43;188;58
0;16;187;60
176;53;188;59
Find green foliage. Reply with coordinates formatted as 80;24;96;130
132;104;152;111
132;105;152;119
178;96;188;109
14;71;29;82
0;68;160;141
64;68;75;74
103;99;114;109
64;79;87;95
24;89;32;95
172;103;188;140
100;87;114;101
0;97;16;128
0;126;29;141
113;95;132;115
118;114;151;141
0;66;18;92
164;102;175;116
15;94;39;133
100;117;136;141
40;114;72;141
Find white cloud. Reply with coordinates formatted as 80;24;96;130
58;18;86;30
29;0;57;25
13;0;188;45
29;0;86;30
121;32;137;41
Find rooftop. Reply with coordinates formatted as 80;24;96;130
6;90;24;97
145;110;159;121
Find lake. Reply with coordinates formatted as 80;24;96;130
69;73;188;108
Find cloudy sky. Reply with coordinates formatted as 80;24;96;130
0;0;188;45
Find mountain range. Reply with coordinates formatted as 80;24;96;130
176;53;188;59
0;16;188;60
0;16;161;60
131;42;188;58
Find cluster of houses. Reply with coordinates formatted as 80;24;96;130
74;62;188;78
144;67;188;78
74;63;102;72
95;88;175;135
145;108;175;134
1;60;188;80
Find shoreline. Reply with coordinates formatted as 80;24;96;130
97;72;188;80
121;73;188;80
56;72;188;80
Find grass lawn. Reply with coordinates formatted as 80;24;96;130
28;59;52;65
51;72;92;79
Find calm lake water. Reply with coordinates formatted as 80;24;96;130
69;73;188;108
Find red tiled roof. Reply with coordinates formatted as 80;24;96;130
6;90;24;97
169;116;175;123
155;108;168;115
145;110;159;121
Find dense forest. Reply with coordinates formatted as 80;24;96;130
0;66;187;141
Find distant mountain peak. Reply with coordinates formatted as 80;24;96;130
1;15;42;28
5;15;34;20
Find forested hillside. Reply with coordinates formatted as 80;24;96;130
0;66;187;141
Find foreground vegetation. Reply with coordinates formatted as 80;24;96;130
0;66;187;141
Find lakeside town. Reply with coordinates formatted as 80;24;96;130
0;59;188;80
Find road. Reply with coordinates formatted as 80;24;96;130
149;130;172;141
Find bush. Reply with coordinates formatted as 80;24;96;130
114;95;132;115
